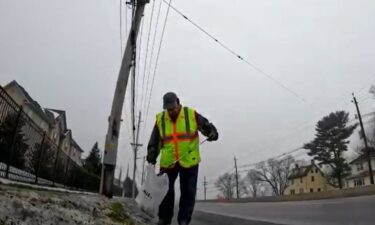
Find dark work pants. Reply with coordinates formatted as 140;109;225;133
158;163;199;224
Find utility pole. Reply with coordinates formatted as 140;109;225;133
234;156;239;199
100;0;149;197
141;156;146;185
203;176;207;201
118;167;123;196
131;111;143;198
352;93;374;185
123;164;129;197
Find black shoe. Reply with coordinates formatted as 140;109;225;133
157;219;171;225
179;221;189;225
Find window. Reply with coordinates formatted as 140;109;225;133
356;163;364;172
354;178;365;187
299;188;304;194
311;176;315;182
291;179;294;185
311;169;314;174
317;188;321;192
290;190;295;195
300;178;303;183
310;188;314;193
315;169;318;173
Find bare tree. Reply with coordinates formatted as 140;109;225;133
364;86;375;146
254;156;294;196
244;169;262;198
237;175;248;198
215;172;236;199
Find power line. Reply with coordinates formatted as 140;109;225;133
235;107;375;173
162;0;308;105
120;0;123;58
142;0;163;113
238;149;308;174
206;96;374;183
238;147;304;169
135;19;145;114
140;0;163;141
143;0;173;136
145;0;172;139
125;0;128;35
140;0;156;114
237;91;373;167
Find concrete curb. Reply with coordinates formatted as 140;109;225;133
193;210;285;225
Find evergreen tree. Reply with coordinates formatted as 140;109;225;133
0;112;29;169
304;111;357;188
83;142;102;176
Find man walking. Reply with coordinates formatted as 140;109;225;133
147;92;219;225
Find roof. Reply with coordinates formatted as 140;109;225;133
346;170;375;180
45;108;68;131
288;165;314;179
349;147;375;164
4;80;54;125
72;139;84;153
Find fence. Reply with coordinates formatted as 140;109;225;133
0;86;100;191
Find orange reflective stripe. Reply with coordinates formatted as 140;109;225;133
162;132;198;143
178;132;198;139
172;123;179;160
162;136;173;142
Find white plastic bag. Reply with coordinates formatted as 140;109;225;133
136;164;169;218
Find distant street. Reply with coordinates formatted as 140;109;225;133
189;195;375;225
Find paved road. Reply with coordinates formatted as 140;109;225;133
194;195;375;225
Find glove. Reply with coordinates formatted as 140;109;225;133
207;130;218;141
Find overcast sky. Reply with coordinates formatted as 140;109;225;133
1;0;375;199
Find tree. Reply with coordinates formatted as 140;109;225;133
254;156;294;196
303;111;357;189
83;142;102;176
244;169;262;198
215;173;236;199
362;86;375;146
214;172;247;199
0;112;29;169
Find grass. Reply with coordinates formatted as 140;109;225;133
107;202;134;225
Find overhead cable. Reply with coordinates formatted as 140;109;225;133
144;0;173;134
162;0;308;105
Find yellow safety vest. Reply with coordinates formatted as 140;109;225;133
156;106;200;168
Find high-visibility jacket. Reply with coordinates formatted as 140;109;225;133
156;106;200;168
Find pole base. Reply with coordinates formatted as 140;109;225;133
101;164;115;198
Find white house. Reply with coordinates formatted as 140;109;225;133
3;80;53;133
3;81;84;167
45;109;84;167
346;147;375;188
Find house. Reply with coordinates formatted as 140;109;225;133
3;81;84;167
3;80;53;133
285;162;333;195
45;109;83;167
71;139;84;166
345;147;375;188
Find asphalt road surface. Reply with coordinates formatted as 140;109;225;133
191;195;375;225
